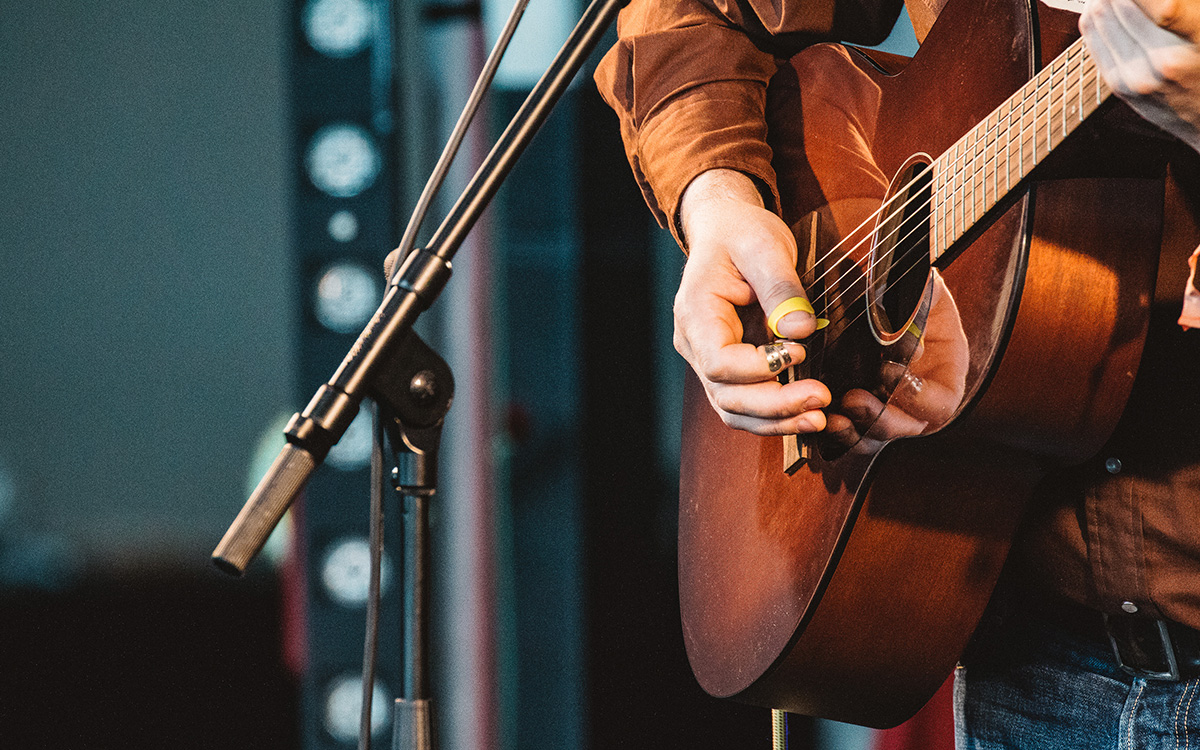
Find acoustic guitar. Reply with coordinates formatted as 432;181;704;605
678;0;1168;728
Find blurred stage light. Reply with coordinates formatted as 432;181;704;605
323;673;392;742
306;124;381;198
303;0;373;58
313;261;380;333
327;209;360;242
320;536;393;607
326;405;373;470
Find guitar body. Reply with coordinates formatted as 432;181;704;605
678;0;1165;728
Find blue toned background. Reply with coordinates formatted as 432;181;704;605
0;0;918;748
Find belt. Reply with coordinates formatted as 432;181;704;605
1041;596;1200;681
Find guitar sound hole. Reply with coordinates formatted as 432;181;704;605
811;158;935;462
869;160;932;342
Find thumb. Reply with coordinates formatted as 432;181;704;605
743;254;822;340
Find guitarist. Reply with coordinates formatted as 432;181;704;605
595;0;1200;746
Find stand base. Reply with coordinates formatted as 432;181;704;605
393;698;433;750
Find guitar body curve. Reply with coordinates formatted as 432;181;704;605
678;0;1163;727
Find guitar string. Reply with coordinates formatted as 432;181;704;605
817;44;1099;318
800;54;1100;337
816;73;1094;354
806;58;1104;355
793;38;1096;322
813;68;1103;358
807;59;1082;353
801;35;1088;292
915;41;1089;266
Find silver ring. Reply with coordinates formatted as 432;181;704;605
764;342;792;373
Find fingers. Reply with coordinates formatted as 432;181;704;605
676;199;818;365
719;409;829;436
1085;0;1179;94
675;168;831;435
677;336;808;386
1083;0;1153;95
844;388;928;440
1083;0;1200;149
678;169;821;341
675;280;828;435
1132;0;1200;41
706;374;830;420
706;378;832;436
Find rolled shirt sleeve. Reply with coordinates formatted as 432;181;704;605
594;0;902;245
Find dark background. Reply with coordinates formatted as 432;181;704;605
0;0;768;747
0;0;917;747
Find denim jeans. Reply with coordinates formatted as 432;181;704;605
954;606;1200;749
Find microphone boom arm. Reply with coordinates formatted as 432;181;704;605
213;0;628;575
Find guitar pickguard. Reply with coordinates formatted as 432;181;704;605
784;159;951;470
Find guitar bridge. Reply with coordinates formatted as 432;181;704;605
780;207;826;475
781;364;812;474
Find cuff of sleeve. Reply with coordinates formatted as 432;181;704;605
638;82;781;248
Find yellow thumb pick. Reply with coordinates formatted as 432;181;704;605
767;296;828;337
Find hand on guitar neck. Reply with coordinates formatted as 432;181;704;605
676;168;832;436
1082;0;1200;153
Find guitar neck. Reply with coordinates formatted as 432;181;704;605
930;37;1111;261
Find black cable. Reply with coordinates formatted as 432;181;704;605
359;403;387;750
360;1;534;743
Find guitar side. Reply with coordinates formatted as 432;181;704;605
678;0;1163;727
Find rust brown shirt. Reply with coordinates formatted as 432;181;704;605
596;0;1200;628
594;0;903;243
1013;290;1200;629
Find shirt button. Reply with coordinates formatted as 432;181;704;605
1105;457;1123;474
1121;601;1139;614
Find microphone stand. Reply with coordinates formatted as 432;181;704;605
213;0;626;575
375;335;452;750
213;0;628;747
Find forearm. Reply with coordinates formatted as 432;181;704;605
679;169;767;247
594;0;903;246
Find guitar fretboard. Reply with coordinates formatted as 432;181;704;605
929;38;1111;261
